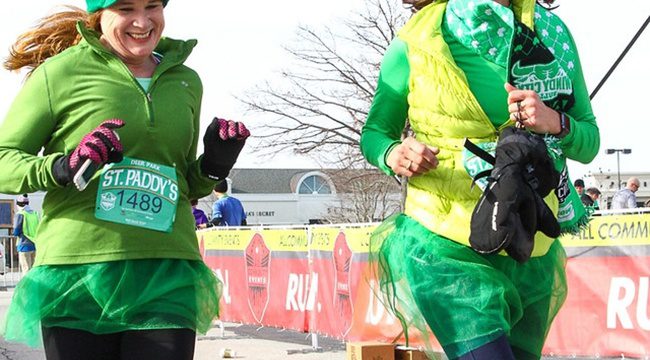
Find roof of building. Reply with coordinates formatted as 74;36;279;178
228;168;321;194
227;167;396;195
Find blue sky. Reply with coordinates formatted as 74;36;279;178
1;1;649;178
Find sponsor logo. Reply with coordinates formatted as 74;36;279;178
333;232;353;336
245;233;271;323
100;192;117;211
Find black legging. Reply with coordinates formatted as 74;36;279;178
453;334;542;360
42;326;196;360
455;335;515;360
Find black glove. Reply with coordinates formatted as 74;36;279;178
491;127;558;197
200;117;250;181
469;127;561;263
52;119;125;188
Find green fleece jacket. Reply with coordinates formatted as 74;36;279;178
0;24;215;265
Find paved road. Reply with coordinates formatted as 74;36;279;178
0;285;348;360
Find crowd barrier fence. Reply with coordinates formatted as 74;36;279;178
0;236;22;288
199;212;650;358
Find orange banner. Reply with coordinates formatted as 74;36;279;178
198;214;650;358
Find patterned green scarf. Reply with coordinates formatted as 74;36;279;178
545;137;592;233
446;0;588;234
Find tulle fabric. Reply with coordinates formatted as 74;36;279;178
370;214;567;359
2;259;222;348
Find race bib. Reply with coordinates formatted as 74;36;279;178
462;141;496;191
95;157;178;232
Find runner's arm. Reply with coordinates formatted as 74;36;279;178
360;38;411;176
555;21;600;163
0;67;64;193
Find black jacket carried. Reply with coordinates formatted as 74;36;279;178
468;127;561;263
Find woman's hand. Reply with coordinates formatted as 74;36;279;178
51;119;125;189
505;83;561;135
386;136;439;177
201;117;250;181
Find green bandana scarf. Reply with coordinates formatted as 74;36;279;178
445;0;515;67
446;0;589;234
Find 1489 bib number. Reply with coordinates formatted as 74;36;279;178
116;190;163;213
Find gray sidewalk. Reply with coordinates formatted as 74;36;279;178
0;286;346;360
194;323;345;360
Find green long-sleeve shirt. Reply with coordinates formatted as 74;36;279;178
361;25;598;176
0;24;215;265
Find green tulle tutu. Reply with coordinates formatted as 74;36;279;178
370;214;567;359
2;259;222;348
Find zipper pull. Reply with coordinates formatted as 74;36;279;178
147;93;152;102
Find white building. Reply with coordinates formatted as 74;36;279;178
198;168;401;226
198;168;339;225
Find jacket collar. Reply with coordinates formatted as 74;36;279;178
75;21;197;70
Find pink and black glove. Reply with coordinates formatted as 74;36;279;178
200;117;250;181
52;119;125;187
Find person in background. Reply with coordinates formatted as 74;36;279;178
580;187;600;210
211;180;247;227
611;177;640;209
191;199;209;229
574;178;585;197
0;0;249;358
13;194;39;274
361;0;599;358
582;187;601;209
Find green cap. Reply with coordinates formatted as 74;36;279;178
86;0;169;13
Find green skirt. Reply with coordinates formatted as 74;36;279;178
371;214;567;359
1;259;222;348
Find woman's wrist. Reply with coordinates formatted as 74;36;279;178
553;111;571;138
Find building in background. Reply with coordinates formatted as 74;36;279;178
197;168;401;226
195;169;337;225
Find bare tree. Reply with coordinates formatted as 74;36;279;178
322;168;401;224
239;0;410;166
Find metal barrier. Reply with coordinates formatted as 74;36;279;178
0;236;22;288
594;206;650;216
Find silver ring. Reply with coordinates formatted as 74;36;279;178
515;101;524;127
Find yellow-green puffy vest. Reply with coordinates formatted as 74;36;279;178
399;0;558;257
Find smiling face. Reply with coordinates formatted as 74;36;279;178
99;0;165;66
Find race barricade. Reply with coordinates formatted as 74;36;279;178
198;212;650;358
0;235;22;288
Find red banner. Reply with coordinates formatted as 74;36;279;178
199;213;650;358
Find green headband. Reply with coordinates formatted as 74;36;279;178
86;0;169;13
